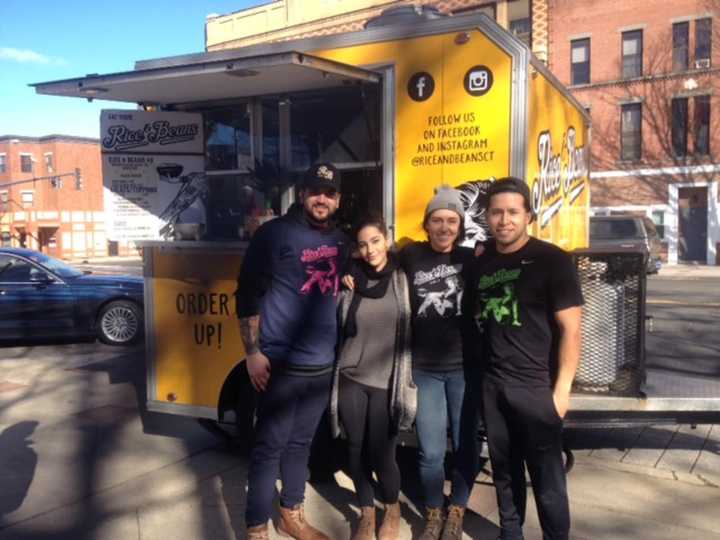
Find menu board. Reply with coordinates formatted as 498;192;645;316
100;110;205;242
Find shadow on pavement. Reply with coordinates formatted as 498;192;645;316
0;342;244;539
0;422;39;525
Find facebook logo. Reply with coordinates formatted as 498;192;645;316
416;76;427;97
408;72;435;102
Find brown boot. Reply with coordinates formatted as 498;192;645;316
247;523;270;540
440;505;465;540
277;503;330;540
419;507;444;540
352;506;376;540
378;502;400;540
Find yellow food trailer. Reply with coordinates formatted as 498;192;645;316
34;11;596;433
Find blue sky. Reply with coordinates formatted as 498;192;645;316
0;0;263;138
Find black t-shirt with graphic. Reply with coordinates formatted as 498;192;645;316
472;237;583;386
400;242;475;372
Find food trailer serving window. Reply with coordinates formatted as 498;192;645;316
33;51;383;240
290;86;380;170
205;107;252;172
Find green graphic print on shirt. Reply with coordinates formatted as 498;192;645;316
477;268;522;327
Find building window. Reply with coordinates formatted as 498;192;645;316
510;18;531;46
622;30;643;78
20;191;34;208
671;97;688;157
0;154;6;173
695;18;712;68
673;22;689;71
651;210;665;240
20;154;33;174
620;103;642;160
0;191;8;211
44;153;54;173
571;38;591;85
694;95;711;155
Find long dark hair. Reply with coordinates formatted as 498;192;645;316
353;213;388;240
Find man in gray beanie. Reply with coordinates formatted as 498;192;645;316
398;185;481;539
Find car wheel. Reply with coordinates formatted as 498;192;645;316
97;300;143;345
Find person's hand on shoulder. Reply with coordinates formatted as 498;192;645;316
342;274;356;290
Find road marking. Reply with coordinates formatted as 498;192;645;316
647;299;720;308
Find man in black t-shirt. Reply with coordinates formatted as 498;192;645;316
472;177;583;540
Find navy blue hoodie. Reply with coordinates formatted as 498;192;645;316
235;205;348;370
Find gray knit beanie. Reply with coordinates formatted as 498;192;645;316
424;185;465;220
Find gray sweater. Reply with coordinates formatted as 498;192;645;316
330;268;417;438
337;278;398;388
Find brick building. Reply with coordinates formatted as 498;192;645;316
546;0;720;264
0;135;107;259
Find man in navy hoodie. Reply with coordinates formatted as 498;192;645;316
236;163;347;540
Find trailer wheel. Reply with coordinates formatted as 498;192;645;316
233;370;257;455
563;443;575;474
308;411;346;483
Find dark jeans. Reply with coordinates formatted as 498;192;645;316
482;377;569;540
337;376;401;506
413;368;480;509
245;370;332;527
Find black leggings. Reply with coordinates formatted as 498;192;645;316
337;375;401;506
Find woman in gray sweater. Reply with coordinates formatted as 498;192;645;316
330;215;416;540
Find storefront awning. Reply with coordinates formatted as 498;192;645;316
31;51;380;106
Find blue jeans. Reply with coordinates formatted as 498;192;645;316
413;368;480;509
245;370;332;527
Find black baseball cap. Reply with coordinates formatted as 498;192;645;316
486;177;533;214
302;162;341;192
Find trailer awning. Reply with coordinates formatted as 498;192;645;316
31;51;380;106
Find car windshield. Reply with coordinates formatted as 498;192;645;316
27;253;84;279
590;219;641;239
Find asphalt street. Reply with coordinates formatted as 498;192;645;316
646;276;720;381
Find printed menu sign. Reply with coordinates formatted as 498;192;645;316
100;110;205;242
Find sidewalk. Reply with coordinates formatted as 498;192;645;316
656;263;720;279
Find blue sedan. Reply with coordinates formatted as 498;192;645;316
0;248;144;345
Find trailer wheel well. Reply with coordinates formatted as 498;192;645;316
218;360;253;420
218;360;257;453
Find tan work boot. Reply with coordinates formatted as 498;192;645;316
440;505;465;540
378;502;401;540
247;522;270;540
277;503;330;540
352;506;376;540
419;507;444;540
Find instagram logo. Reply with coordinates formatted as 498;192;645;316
464;65;494;97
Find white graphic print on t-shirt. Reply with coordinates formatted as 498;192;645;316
413;264;464;318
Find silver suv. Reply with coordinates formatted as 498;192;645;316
589;215;662;274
